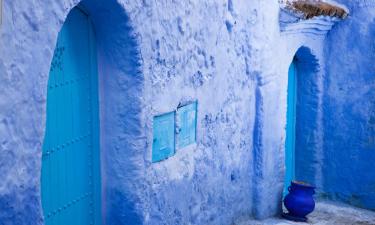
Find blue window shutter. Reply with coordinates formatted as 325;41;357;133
177;101;198;149
152;112;176;162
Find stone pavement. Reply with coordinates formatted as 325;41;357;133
235;200;375;225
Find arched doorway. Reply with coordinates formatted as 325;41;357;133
284;46;320;195
284;58;297;195
41;7;101;225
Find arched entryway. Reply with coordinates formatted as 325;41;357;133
40;0;145;224
41;7;101;225
284;46;320;195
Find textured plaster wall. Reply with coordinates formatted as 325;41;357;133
250;20;327;219
293;46;322;189
0;0;271;224
0;0;355;224
140;1;260;224
322;1;375;210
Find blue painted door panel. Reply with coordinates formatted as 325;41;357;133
284;60;297;196
152;112;175;162
41;8;101;225
177;102;197;149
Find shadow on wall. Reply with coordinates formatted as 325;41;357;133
293;46;321;187
68;0;144;224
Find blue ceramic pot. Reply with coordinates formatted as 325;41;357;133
283;181;316;221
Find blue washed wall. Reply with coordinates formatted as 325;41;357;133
2;0;372;224
294;47;321;186
322;1;375;210
0;0;278;224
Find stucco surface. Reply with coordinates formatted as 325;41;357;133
322;2;375;210
0;0;373;224
0;0;271;224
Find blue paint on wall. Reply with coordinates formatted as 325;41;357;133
323;5;375;210
0;186;43;225
106;189;142;225
76;0;146;224
294;47;320;188
2;0;375;224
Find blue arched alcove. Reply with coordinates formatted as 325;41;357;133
284;46;320;192
42;0;145;224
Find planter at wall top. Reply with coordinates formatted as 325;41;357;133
282;181;316;222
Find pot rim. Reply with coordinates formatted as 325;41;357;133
292;180;316;188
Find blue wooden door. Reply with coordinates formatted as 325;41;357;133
284;59;297;195
41;8;101;225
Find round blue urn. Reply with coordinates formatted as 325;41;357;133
283;181;316;222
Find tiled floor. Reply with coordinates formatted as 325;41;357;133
236;200;375;225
